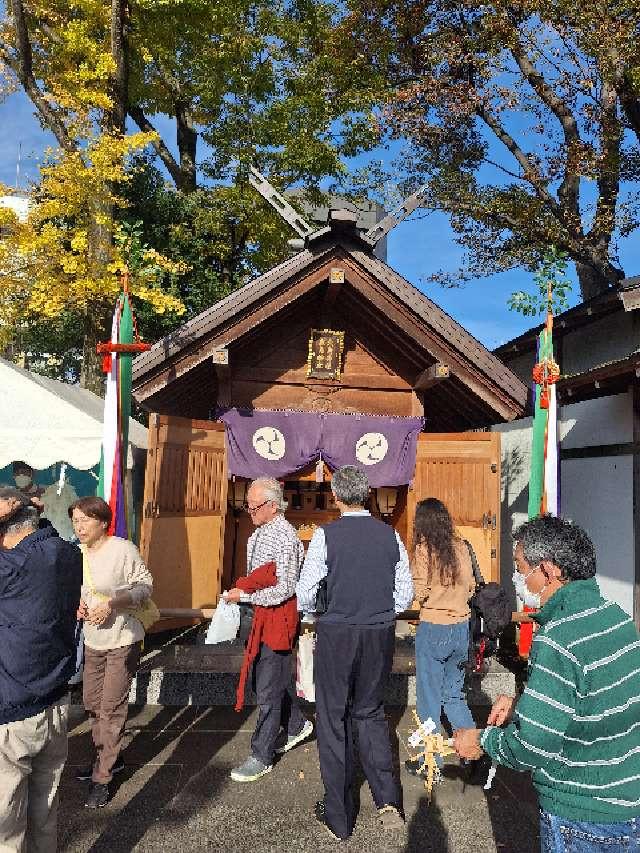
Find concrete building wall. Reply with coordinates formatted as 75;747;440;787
562;313;638;375
493;392;635;617
497;307;639;387
561;455;633;615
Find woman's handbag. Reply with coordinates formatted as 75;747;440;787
80;545;160;632
464;540;511;672
314;577;328;614
131;597;161;632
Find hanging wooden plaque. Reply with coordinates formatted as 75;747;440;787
307;329;345;380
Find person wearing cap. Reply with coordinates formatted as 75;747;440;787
11;461;45;501
0;487;82;853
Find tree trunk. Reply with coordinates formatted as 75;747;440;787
176;103;197;192
575;259;623;301
109;0;129;133
79;0;129;394
80;310;109;394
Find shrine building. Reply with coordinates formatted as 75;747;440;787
132;209;527;616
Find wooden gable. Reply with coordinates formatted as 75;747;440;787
221;286;419;418
132;218;527;430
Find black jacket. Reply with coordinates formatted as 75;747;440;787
0;523;82;724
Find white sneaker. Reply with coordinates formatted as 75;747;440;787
275;719;314;755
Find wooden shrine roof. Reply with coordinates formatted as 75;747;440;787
132;214;527;422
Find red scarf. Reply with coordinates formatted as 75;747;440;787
233;561;299;711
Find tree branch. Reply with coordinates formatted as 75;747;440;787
8;0;73;151
127;104;184;187
135;57;197;191
614;70;640;147
590;79;622;272
510;39;580;222
475;104;564;219
175;102;197;192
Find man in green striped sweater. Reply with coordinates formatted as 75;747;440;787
454;515;640;852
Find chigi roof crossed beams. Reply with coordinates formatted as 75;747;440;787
132;202;526;433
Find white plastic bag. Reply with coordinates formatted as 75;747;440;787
296;631;316;702
205;598;240;644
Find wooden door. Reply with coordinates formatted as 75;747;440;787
141;415;228;616
408;432;501;582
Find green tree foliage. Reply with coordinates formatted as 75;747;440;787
117;155;296;344
339;0;640;300
508;246;571;316
1;1;379;386
128;0;378;193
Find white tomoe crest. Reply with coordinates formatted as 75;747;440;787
252;426;286;461
355;432;388;465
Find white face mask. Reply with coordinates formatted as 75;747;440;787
512;566;544;609
14;474;32;489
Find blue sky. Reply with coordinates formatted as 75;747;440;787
2;90;639;350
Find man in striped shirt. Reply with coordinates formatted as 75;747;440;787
455;515;640;851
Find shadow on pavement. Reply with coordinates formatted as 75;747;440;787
59;703;254;853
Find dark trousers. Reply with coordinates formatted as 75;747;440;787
314;621;400;840
251;643;306;766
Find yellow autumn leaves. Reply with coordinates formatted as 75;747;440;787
0;132;186;347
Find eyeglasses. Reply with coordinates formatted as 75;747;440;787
243;499;271;514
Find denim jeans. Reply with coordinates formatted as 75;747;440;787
415;620;474;737
540;810;640;852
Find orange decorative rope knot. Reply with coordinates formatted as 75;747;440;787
96;282;151;373
532;358;560;409
96;341;152;373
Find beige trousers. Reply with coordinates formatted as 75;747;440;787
0;698;69;853
83;643;140;784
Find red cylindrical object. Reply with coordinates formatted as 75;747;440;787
518;605;537;657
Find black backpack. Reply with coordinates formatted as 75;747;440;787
464;540;512;673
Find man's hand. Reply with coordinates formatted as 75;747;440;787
29;497;44;514
77;600;89;620
224;588;243;604
487;694;518;727
0;496;23;520
86;600;113;626
453;728;483;760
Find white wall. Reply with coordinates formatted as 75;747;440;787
561;456;634;615
493;393;635;617
562;312;638;375
560;392;632;448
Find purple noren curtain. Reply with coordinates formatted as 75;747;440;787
217;408;423;487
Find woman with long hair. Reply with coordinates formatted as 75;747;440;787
407;497;476;776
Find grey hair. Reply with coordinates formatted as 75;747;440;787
0;505;39;537
514;514;596;581
331;465;370;507
250;477;288;511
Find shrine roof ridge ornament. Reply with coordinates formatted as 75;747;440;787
248;166;398;255
131;169;528;421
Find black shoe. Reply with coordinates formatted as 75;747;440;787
462;755;492;786
314;801;346;842
77;756;124;782
404;758;426;777
84;782;110;809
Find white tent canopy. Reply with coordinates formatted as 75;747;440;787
0;358;148;471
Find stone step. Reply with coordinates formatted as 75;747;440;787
122;638;516;707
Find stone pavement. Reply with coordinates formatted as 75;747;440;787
58;705;540;853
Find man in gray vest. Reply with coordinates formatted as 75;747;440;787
296;466;414;841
